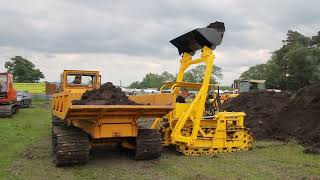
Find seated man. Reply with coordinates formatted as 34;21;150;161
176;89;189;103
73;75;82;84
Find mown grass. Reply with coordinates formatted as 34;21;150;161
4;140;320;180
0;106;320;180
0;107;51;177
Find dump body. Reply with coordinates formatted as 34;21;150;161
52;90;174;139
51;70;174;166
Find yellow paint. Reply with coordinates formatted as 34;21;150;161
153;46;253;154
13;82;46;94
51;49;252;155
220;93;239;103
52;70;173;141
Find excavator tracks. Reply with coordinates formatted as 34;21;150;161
52;123;90;167
135;129;162;160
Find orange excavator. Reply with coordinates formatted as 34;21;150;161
0;72;19;116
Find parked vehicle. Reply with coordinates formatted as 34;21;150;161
17;90;32;108
0;73;19;116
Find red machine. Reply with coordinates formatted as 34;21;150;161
0;73;19;116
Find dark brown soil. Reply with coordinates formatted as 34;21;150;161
72;82;139;105
221;82;320;153
275;82;320;154
221;91;290;140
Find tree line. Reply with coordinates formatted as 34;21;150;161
3;56;225;88
4;56;44;83
128;65;223;89
5;29;319;91
240;30;320;91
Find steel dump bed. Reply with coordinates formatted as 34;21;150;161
53;92;174;120
66;104;173;120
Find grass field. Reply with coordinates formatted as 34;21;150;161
0;104;319;180
0;106;51;178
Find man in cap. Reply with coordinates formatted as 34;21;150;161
176;88;189;103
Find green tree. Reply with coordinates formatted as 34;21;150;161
128;81;144;89
5;56;44;83
128;65;223;89
183;72;197;83
140;73;165;89
267;31;310;89
161;71;175;82
283;30;310;47
311;31;320;47
240;64;268;80
264;60;283;89
128;71;176;89
286;47;320;90
184;65;222;83
239;29;320;91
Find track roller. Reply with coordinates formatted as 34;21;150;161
52;124;90;167
135;129;162;160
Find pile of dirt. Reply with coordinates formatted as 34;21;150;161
72;82;139;105
275;82;320;153
222;82;320;154
221;91;291;140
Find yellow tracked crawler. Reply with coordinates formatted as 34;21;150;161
52;70;174;166
51;21;252;167
151;21;253;155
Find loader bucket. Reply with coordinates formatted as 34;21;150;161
170;21;225;55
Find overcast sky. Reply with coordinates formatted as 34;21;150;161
0;0;319;86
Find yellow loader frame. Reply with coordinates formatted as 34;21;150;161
152;46;252;155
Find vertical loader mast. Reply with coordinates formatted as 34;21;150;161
170;22;225;144
154;22;252;155
171;47;215;143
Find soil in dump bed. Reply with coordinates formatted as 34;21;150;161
221;91;290;140
275;82;320;153
221;82;320;154
72;82;139;105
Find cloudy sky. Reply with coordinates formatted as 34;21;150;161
0;0;319;86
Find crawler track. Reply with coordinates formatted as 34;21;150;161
176;130;253;155
52;122;90;167
135;129;162;160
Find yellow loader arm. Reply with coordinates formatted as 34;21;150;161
153;21;253;155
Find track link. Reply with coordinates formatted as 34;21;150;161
176;130;253;155
135;129;162;160
52;124;90;167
